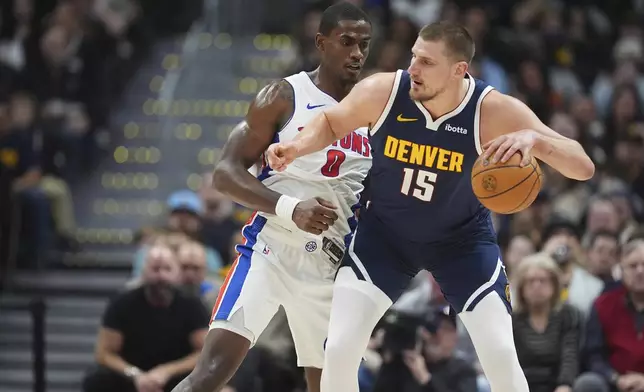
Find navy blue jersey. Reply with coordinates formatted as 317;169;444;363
367;70;496;244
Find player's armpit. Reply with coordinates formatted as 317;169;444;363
479;91;595;181
291;72;396;158
213;80;294;214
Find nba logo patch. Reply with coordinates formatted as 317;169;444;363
305;241;317;252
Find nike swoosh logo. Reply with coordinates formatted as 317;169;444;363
397;114;418;122
307;103;326;109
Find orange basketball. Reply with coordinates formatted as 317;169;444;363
471;153;542;214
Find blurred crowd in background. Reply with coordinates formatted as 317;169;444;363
2;0;644;392
0;0;201;271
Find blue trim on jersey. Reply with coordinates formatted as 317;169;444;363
344;202;361;248
213;215;267;320
350;264;366;281
258;133;280;181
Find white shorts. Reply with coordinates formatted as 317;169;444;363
209;213;337;368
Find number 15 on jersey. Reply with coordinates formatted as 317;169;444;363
401;168;438;202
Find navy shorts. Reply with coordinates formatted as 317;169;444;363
343;211;511;313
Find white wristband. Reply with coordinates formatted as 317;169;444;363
275;195;302;221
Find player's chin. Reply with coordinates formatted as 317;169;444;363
343;67;362;82
409;89;423;101
409;89;433;101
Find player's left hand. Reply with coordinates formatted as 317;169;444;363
481;129;537;167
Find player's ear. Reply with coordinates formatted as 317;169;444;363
453;61;468;78
315;33;325;52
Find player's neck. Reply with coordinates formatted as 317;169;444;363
421;78;469;119
314;66;354;102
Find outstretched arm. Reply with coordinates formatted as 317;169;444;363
480;91;595;181
212;80;293;214
288;72;396;159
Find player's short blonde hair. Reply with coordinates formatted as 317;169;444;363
419;21;475;63
511;252;562;313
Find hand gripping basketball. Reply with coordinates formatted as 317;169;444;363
480;129;537;167
266;142;297;172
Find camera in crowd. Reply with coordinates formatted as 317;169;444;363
551;245;573;266
378;306;454;354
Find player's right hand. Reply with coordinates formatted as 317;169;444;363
266;142;297;172
292;197;338;235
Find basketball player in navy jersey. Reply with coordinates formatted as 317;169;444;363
267;22;594;392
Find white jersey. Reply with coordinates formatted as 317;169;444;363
256;71;372;252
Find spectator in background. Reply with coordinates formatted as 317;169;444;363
583;196;621;246
0;0;37;88
0;0;200;267
576;239;644;392
604;85;644;145
461;7;509;94
585;230;621;291
608;191;641;244
28;12;106;132
608;132;644;203
0;92;49;264
132;190;223;277
200;172;240;264
359;329;386;392
373;309;478;392
84;245;209;392
10;91;79;251
504;234;536;276
541;219;604;317
177;240;219;307
165;190;223;270
166;189;204;240
511;253;580;392
507;192;552;248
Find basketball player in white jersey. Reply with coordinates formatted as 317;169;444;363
170;3;372;392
